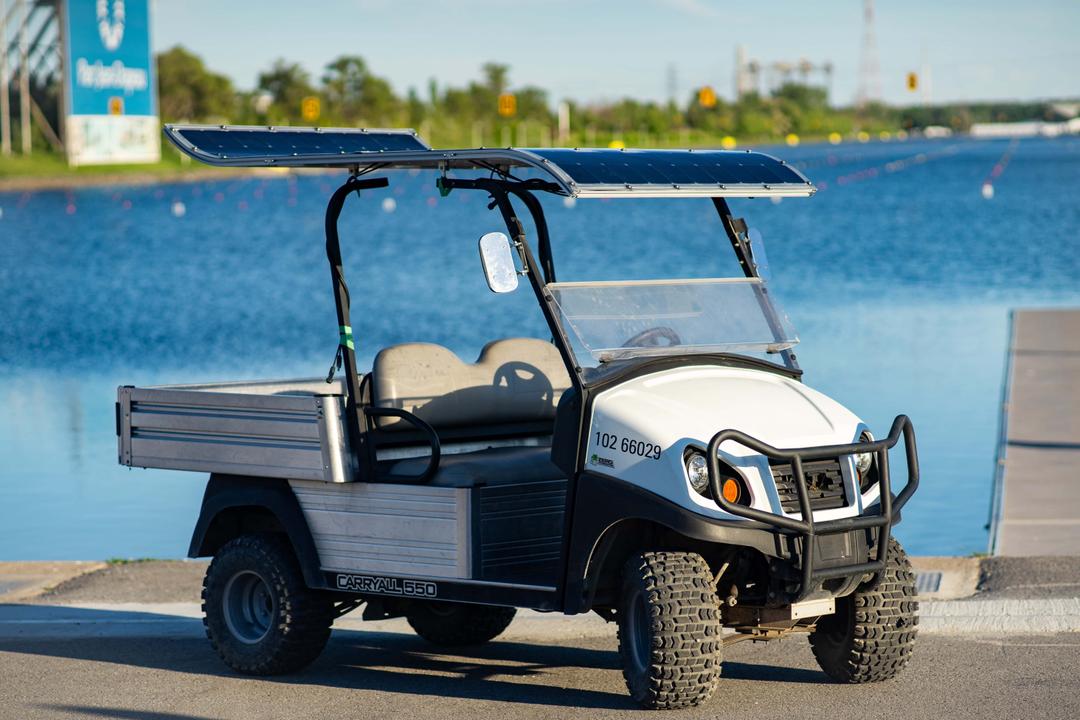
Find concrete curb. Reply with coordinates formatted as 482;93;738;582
920;598;1080;634
0;562;107;603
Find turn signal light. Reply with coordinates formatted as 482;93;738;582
721;477;741;504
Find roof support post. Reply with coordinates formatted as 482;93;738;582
437;176;560;283
325;175;390;481
712;197;800;372
484;187;579;381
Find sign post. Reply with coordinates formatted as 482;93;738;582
61;0;160;166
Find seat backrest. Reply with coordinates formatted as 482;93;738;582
371;338;571;434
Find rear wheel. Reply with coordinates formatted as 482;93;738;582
202;534;334;675
617;551;723;710
406;601;516;646
809;537;919;683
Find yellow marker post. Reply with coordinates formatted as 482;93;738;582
697;86;717;109
497;93;517;118
301;96;321;122
906;72;918;92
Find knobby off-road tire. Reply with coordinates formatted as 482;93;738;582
202;533;334;675
617;551;723;710
406;601;516;646
809;537;919;683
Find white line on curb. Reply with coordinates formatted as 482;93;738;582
920;598;1080;634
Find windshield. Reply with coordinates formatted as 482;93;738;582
548;277;798;369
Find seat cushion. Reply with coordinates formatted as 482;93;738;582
380;446;566;488
371;338;571;432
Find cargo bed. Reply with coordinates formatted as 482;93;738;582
117;379;352;483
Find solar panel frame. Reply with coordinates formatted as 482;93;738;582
525;148;814;198
162;125;815;198
164;124;431;166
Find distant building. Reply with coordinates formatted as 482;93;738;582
969;119;1080;138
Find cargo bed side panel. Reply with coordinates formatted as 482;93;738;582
118;386;349;482
290;480;471;579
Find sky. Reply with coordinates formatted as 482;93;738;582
152;0;1080;107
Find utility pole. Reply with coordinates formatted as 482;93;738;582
1;0;11;156
734;45;747;99
17;0;29;154
920;45;932;105
856;0;881;108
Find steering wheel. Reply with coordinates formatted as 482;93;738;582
622;326;683;348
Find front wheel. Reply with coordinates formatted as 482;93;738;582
617;551;723;710
809;537;919;683
202;533;335;675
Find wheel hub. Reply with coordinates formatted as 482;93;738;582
223;570;275;644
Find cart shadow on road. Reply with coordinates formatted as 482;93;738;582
1;604;833;713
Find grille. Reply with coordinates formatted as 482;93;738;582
769;458;847;513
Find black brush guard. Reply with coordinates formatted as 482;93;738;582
706;415;919;600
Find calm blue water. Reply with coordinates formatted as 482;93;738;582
1;136;1078;559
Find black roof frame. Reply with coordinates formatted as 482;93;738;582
324;171;800;488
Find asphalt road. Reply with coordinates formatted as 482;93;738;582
2;556;1079;720
1;611;1078;720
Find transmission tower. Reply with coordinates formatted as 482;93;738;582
666;63;678;105
856;0;881;107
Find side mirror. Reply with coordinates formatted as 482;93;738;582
478;232;519;293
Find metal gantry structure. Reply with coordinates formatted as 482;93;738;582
733;45;834;104
0;0;64;156
856;0;882;108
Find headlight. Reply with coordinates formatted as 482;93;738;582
854;451;873;476
855;431;877;492
686;453;710;494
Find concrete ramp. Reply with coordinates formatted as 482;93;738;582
991;309;1080;555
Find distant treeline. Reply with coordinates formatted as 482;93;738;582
158;45;1075;148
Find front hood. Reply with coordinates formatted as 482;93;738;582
591;365;862;456
585;364;869;522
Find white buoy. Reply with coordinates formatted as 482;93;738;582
981;183;994;199
770;196;782;205
381;197;397;213
171;201;187;217
562;197;576;209
0;207;4;220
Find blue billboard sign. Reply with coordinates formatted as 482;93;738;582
62;0;159;164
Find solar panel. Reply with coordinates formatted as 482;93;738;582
165;125;429;165
528;149;809;191
163;125;814;197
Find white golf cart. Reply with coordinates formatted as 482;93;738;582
116;125;920;709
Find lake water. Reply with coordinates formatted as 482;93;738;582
1;136;1078;560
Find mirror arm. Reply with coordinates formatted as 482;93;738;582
488;191;530;275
